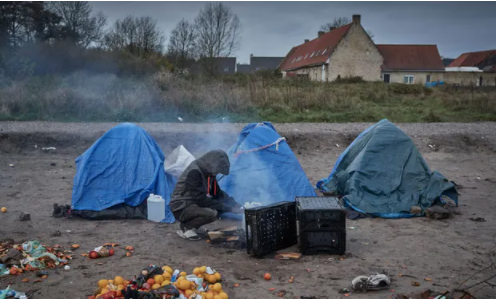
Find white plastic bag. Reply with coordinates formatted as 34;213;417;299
165;145;196;179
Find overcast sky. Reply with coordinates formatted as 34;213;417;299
91;1;496;64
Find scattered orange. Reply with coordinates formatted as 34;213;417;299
98;279;109;289
177;276;185;282
114;276;124;285
180;271;187;277
71;244;80;249
161;280;170;286
22;278;29;282
219;292;228;299
200;266;207;273
1;207;6;213
212;283;222;293
162;266;173;274
125;252;132;257
154;275;164;284
264;273;272;281
185;290;193;297
125;246;134;251
152;283;161;290
214;272;221;281
178;279;191;291
193;267;201;275
208;275;217;284
9;268;17;275
162;272;171;280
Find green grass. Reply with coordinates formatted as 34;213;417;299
0;72;495;123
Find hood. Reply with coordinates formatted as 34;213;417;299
196;149;230;176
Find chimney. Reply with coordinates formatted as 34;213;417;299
352;14;361;25
318;31;325;38
304;39;309;43
250;54;253;59
329;26;336;31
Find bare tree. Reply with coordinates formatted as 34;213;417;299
48;1;106;48
319;17;350;32
194;2;241;75
167;18;196;71
104;15;165;57
319;16;374;41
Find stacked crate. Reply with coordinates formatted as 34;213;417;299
296;197;346;255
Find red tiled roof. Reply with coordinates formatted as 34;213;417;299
377;45;444;71
448;50;496;67
279;24;352;71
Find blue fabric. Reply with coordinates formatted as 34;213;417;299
71;123;175;223
317;119;458;219
219;122;316;208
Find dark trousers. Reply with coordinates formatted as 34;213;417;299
173;204;218;230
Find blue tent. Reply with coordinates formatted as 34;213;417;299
219;122;316;209
71;123;176;222
317;119;458;218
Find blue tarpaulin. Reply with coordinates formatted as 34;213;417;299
219;122;316;212
71;123;175;223
317;119;458;218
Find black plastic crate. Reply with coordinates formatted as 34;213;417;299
296;197;346;230
296;197;346;255
299;229;346;255
245;202;297;257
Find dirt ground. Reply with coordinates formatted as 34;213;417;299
1;122;496;299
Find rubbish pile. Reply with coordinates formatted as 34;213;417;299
90;264;229;299
0;240;72;275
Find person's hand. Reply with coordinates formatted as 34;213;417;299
231;207;244;214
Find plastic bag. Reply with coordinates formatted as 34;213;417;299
165;146;195;179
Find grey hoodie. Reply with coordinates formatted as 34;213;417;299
170;150;239;213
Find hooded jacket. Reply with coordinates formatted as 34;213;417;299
170;150;240;213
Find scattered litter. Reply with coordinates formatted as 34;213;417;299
336;144;340;148
88;245;115;259
424;278;433;281
277;290;287;297
476;177;481;180
349;226;357;230
351;272;391;292
64;265;70;270
177;117;183;122
275;253;301;260
339;288;351;293
410;206;422;214
411;281;420;286
469;217;486;222
42;147;56;151
19;213;30;221
66;230;71;233
36;270;48;277
0;207;6;213
8;164;14;168
269;288;276;291
425;205;451;220
89;264;230;298
289;276;294;283
233;283;239;287
21;278;29;282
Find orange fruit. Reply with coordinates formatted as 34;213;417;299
197;274;205;279
162;266;173;274
207;275;217;284
180;271;187;277
9;268;17;275
114;276;124;285
205;293;214;299
177;276;185;282
1;207;7;213
178;279;191;290
264;273;271;280
200;266;207;273
219;292;228;299
108;280;114;285
98;279;109;289
214;295;221;299
147;278;155;285
154;275;164;284
117;285;125;290
214;272;221;281
161;280;170;286
116;289;123;297
193;267;201;275
185;290;193;297
212;283;222;293
101;289;109;295
162;272;171;280
152;283;161;290
71;244;80;249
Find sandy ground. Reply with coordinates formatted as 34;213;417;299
0;122;495;299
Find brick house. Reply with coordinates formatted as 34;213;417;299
279;14;447;84
279;15;383;82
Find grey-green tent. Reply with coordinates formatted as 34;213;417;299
317;120;458;218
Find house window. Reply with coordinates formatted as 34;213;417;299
224;67;229;72
304;54;308;59
403;75;414;84
426;75;431;83
322;48;327;55
383;73;390;83
310;52;315;57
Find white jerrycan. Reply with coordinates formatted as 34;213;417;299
147;194;165;222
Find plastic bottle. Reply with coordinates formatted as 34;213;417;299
147;194;165;222
170;269;180;283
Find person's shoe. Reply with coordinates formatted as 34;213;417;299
176;229;201;241
195;227;208;234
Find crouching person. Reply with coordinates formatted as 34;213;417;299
170;149;243;241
